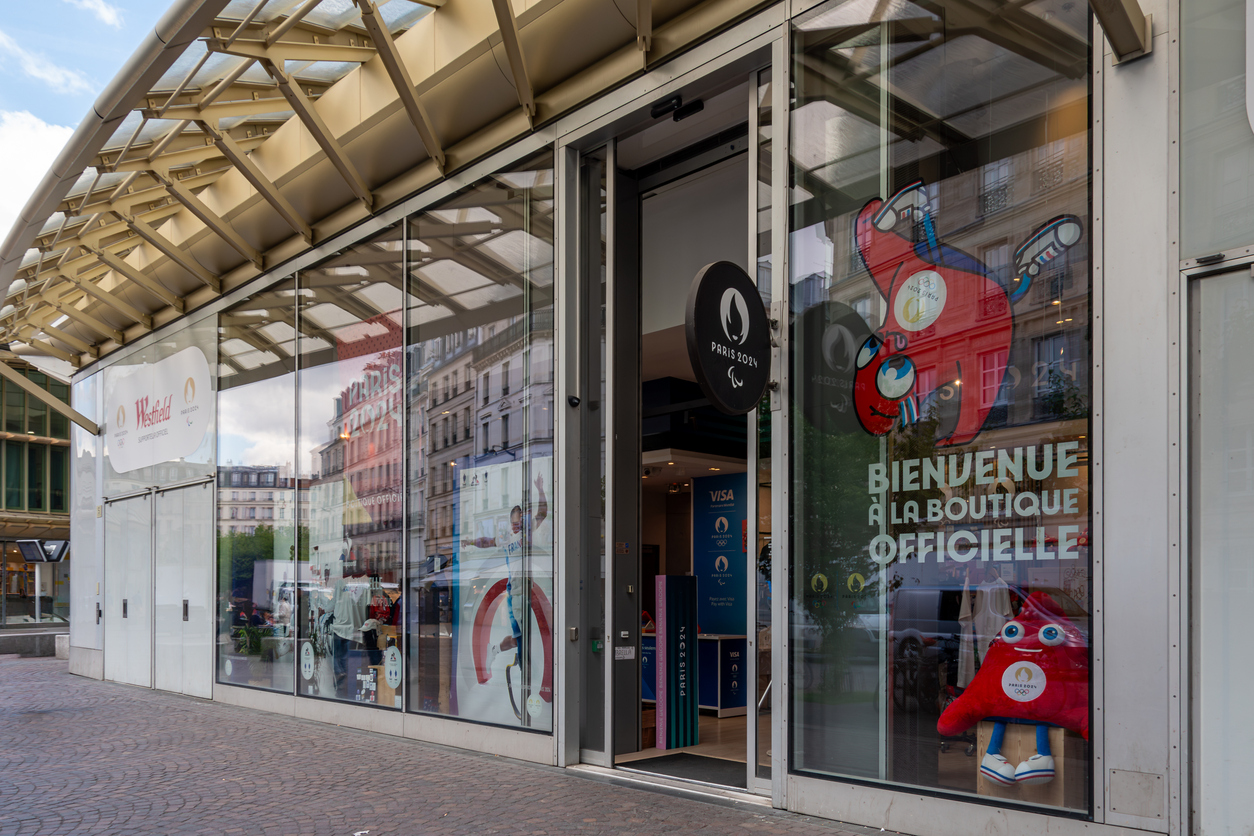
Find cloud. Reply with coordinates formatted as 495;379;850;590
62;0;123;27
0;29;96;95
0;111;74;242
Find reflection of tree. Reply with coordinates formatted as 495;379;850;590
1037;370;1089;420
217;524;310;599
795;416;881;684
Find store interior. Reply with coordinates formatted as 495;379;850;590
604;76;772;789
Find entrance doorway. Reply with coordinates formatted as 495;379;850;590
579;67;775;792
103;480;213;697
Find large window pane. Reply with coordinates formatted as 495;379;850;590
216;279;299;693
5;440;23;510
49;381;70;439
26;371;47;437
27;444;44;511
49;446;68;513
406;149;556;731
788;0;1092;813
5;380;23;434
298;229;405;708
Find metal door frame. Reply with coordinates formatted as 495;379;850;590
552;16;789;800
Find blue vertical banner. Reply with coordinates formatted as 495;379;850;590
655;575;699;749
691;473;747;636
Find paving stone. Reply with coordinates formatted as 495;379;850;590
0;658;885;836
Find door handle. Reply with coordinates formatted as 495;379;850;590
122;599;128;618
182;599;189;622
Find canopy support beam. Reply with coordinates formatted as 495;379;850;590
197;120;314;244
263;59;375;211
490;0;536;124
157;173;265;268
49;300;125;345
120;213;221;293
57;270;154;331
0;358;97;435
354;0;446;172
80;245;186;314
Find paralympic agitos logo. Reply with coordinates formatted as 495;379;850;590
686;262;770;415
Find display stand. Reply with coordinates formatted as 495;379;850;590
975;720;1085;809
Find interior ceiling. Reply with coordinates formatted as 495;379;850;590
616;80;750;171
0;0;1092;378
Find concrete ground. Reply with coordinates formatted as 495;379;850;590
0;656;881;836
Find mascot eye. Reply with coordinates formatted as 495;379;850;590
1038;625;1066;646
876;355;916;400
1000;621;1025;644
856;336;881;370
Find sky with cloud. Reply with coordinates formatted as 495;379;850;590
0;1;171;240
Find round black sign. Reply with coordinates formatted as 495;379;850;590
793;301;872;434
684;261;771;415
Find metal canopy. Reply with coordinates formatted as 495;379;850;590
0;0;1146;372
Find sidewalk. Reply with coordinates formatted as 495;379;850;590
0;657;878;836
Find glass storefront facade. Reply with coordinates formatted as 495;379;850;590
214;151;555;731
787;0;1092;812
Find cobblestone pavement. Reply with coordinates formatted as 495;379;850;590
0;657;880;836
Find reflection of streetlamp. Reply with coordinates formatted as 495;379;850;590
485;445;518;460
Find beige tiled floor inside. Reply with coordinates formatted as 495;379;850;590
615;711;773;768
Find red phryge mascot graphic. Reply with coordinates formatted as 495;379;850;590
937;592;1089;786
854;182;1083;445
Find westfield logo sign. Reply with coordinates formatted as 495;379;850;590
134;395;173;428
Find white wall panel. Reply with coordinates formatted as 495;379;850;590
1099;30;1174;831
69;373;102;656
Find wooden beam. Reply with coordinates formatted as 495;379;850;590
262;59;374;210
0;358;96;434
354;0;446;171
489;0;535;122
11;333;82;371
198;120;314;243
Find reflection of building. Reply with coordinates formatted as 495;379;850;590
216;463;296;535
423;330;477;572
0;356;72;633
472;311;555;469
308;350;404;582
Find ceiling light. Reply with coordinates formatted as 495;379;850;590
709;467;720;471
667;461;674;465
1052;300;1061;305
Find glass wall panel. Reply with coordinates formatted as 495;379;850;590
216;279;299;693
406;149;555;731
297;230;405;708
788;0;1092;813
1181;0;1254;258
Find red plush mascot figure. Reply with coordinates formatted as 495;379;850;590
937;592;1089;786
